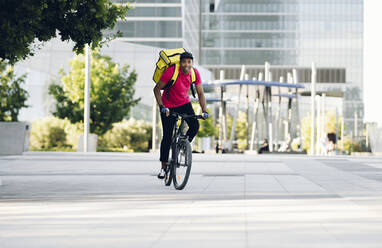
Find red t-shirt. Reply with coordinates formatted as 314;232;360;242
160;66;201;108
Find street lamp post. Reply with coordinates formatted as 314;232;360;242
265;62;273;152
84;44;91;153
310;62;317;155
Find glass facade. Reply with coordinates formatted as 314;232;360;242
183;0;201;63
296;0;363;135
201;0;299;66
110;0;201;63
201;0;363;134
109;0;183;50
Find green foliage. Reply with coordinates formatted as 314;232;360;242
301;114;312;152
236;111;249;150
325;111;342;134
29;116;153;152
0;60;29;121
49;50;140;136
214;113;228;136
343;138;355;154
214;121;219;138
30;116;80;151
214;114;234;138
0;0;130;63
97;147;133;152
197;108;215;138
213;111;249;150
47;126;67;148
343;137;368;154
99;118;152;152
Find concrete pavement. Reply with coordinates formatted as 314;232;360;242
1;152;382;247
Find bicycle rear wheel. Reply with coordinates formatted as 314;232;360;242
172;139;192;190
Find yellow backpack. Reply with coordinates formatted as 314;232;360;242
153;48;197;99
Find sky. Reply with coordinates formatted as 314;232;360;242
364;0;382;126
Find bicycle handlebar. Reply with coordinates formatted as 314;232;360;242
170;111;205;120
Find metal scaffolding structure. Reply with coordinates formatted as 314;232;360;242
203;63;305;152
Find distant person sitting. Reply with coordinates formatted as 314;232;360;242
258;139;269;154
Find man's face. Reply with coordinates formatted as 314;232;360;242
180;58;193;75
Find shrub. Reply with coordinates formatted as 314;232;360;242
99;118;152;152
30;116;80;151
46;126;67;148
343;137;365;154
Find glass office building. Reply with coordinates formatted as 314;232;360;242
111;0;201;62
201;0;298;66
201;0;364;135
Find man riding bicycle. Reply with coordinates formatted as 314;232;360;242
153;51;209;179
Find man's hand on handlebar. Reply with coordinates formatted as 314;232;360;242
160;105;170;117
202;112;209;120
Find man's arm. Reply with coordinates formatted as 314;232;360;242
153;80;167;107
195;83;207;113
153;80;171;117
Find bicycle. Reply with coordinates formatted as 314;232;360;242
164;111;204;190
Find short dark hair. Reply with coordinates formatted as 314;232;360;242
180;51;193;61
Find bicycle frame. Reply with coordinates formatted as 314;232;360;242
173;117;187;142
170;115;188;164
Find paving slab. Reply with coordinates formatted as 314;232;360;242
1;152;382;247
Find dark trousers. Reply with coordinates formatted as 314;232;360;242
160;102;199;162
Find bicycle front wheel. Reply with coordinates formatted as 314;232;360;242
172;139;192;190
165;149;174;186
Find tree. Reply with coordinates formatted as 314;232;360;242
49;50;140;136
0;0;129;63
0;60;29;121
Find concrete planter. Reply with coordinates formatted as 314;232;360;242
369;126;382;154
197;137;211;153
201;137;211;151
77;134;98;152
0;122;30;155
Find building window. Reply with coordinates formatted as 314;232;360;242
210;3;214;12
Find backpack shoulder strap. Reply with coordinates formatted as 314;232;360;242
169;63;180;86
165;63;180;99
190;67;197;98
190;67;196;84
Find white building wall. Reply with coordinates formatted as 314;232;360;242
364;0;382;126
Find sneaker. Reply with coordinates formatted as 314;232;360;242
157;169;166;179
